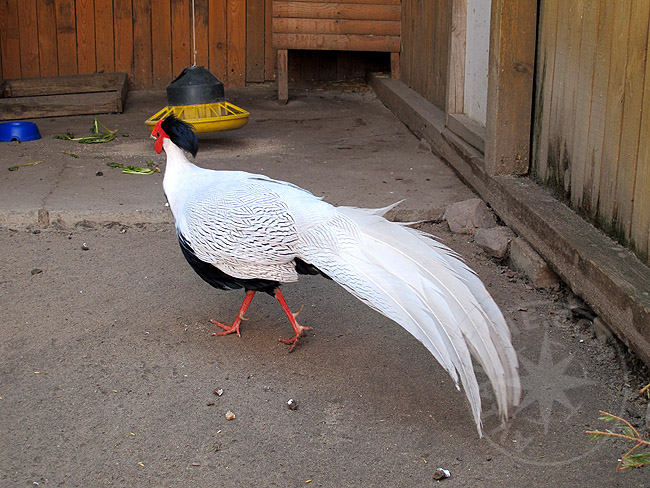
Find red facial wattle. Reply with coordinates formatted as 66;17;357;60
152;119;168;154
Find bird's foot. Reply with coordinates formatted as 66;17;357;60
211;318;243;337
279;322;311;353
211;290;256;338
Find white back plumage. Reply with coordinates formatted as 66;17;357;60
162;136;521;436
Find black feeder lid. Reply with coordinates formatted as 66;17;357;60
166;66;225;106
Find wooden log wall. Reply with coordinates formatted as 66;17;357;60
400;0;451;111
532;0;650;264
0;0;273;89
0;0;393;89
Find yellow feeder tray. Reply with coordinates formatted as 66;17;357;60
145;101;249;133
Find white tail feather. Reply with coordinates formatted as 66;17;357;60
297;205;521;436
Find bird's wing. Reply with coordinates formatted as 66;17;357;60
179;184;302;282
295;205;520;436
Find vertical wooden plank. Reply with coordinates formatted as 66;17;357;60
545;0;570;187
569;0;598;211
531;0;559;183
446;0;466;115
597;1;631;227
584;0;613;214
194;0;210;67
36;0;58;76
208;0;227;80
151;0;172;88
630;17;650;262
133;0;153;89
434;0;450;108
614;0;650;245
171;0;191;77
0;0;22;79
265;0;275;81
227;0;246;87
246;0;265;82
75;0;96;74
484;0;537;176
18;0;40;78
556;0;584;198
277;48;288;103
95;0;115;73
114;0;134;78
55;0;78;75
390;51;399;79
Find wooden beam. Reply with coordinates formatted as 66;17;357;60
445;0;466;117
277;48;288;103
484;0;537;176
273;33;400;52
272;18;400;36
273;2;400;20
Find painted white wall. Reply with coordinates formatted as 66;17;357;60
464;0;491;126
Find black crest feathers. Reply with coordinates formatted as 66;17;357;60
161;115;199;158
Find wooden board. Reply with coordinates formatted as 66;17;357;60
76;0;97;74
273;33;399;52
227;0;246;87
273;2;400;20
133;0;153;89
18;0;40;78
208;0;228;81
273;18;400;35
247;0;267;82
113;0;134;78
0;0;22;79
55;0;78;75
151;0;172;89
95;0;115;73
0;72;128;120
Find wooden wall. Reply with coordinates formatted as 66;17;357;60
532;0;650;263
400;0;451;110
0;0;393;90
0;0;273;89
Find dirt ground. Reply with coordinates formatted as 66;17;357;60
1;84;648;487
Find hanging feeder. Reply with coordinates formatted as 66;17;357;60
145;1;249;133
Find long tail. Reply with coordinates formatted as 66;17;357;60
297;205;521;436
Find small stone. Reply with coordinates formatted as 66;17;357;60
81;243;89;251
31;268;43;275
509;237;561;289
444;198;497;234
433;468;451;480
95;171;103;176
474;226;515;259
225;410;236;421
214;388;224;397
287;398;298;410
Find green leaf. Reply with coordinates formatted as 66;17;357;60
620;452;650;469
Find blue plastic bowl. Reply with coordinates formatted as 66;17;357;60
0;121;42;142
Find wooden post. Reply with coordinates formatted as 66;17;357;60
277;49;288;104
390;52;400;80
445;0;466;117
484;0;537;176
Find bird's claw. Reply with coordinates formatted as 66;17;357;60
211;319;242;337
279;323;311;352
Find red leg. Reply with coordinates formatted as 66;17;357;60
275;288;311;352
211;290;256;337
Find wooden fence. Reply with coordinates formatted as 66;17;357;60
532;0;650;263
0;0;274;89
0;0;393;90
400;0;450;111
